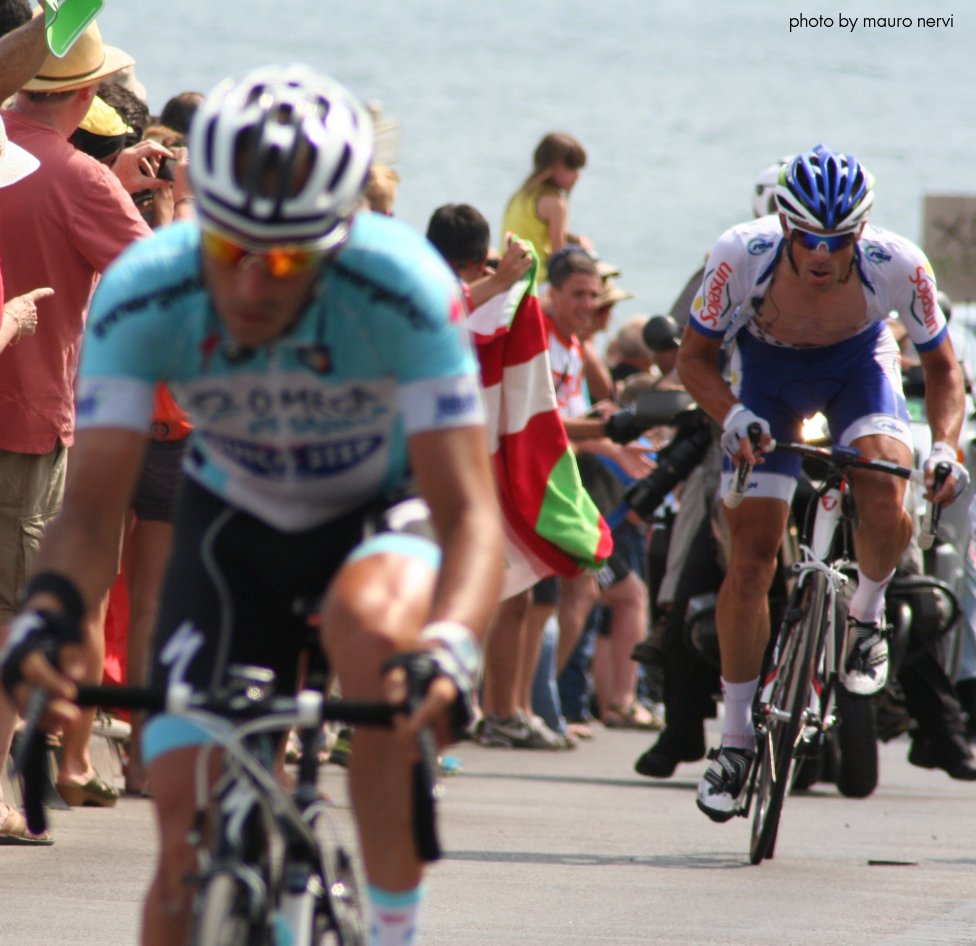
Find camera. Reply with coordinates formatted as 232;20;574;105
624;405;713;520
157;156;176;181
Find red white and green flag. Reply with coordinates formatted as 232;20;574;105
467;253;612;598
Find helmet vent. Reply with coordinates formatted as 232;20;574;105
327;143;352;194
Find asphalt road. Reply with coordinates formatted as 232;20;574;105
4;720;976;946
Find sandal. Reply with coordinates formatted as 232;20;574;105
602;702;664;732
0;802;54;845
56;775;120;808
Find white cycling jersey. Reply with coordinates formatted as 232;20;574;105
689;217;948;352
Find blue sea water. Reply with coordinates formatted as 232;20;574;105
99;0;973;327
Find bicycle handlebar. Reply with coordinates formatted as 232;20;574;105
14;681;440;861
724;439;944;551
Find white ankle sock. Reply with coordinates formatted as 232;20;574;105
849;568;895;625
367;884;424;946
721;677;759;750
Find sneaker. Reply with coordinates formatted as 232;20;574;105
526;714;577;750
478;712;567;750
840;618;889;696
696;746;754;823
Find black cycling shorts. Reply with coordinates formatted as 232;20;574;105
147;477;436;699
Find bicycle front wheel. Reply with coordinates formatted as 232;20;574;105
750;572;827;864
190;871;267;946
317;844;366;946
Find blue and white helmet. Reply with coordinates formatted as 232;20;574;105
774;144;874;232
189;65;373;250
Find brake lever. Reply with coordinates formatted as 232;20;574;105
725;422;764;509
401;668;442;864
918;461;950;551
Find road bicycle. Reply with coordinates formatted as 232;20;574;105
726;433;944;865
15;662;441;945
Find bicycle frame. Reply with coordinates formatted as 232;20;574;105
184;698;359;946
736;439;927;864
14;676;436;946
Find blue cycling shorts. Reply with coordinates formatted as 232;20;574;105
722;322;912;502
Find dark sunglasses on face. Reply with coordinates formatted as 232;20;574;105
790;227;857;253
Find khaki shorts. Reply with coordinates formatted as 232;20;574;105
0;445;67;621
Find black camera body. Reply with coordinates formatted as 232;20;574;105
624;398;713;521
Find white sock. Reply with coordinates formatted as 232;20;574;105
368;884;424;946
848;568;895;625
721;677;759;750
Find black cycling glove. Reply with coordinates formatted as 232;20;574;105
0;609;82;697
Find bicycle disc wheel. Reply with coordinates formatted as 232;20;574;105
190;871;266;946
750;573;826;864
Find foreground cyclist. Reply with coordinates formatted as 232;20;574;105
1;66;502;946
678;144;968;822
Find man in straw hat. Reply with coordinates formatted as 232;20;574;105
0;18;153;822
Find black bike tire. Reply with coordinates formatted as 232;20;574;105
189;872;262;946
834;686;879;798
750;573;826;864
317;844;367;946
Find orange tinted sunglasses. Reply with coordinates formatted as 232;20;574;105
201;229;325;278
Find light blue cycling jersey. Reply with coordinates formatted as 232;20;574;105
77;213;484;532
690;218;948;352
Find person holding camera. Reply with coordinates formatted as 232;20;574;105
680;144;968;823
628;317;724;777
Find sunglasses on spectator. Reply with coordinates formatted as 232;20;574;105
790;227;857;253
200;228;326;278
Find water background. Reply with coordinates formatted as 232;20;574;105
99;1;973;334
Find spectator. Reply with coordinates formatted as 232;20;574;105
427;203;611;748
606;316;655;385
0;108;51;845
96;78;150;146
157;89;203;136
501;131;588;285
534;248;655;731
0;19;151;813
0;114;50;357
364;163;399;216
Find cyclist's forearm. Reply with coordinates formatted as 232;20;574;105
676;345;737;426
427;501;502;643
921;349;965;447
410;426;504;641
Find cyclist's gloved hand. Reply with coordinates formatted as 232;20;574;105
925;441;970;502
605;409;644;445
0;608;82;700
720;404;770;460
385;621;481;741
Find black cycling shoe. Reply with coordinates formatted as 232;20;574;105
908;737;976;781
634;726;706;779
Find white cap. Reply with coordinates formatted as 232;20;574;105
0;117;40;188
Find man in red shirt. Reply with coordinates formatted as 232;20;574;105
0;20;151;833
